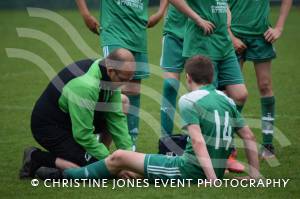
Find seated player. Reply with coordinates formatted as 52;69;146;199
63;55;260;181
20;48;136;179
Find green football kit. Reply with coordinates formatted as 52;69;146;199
63;85;246;180
228;0;276;145
160;4;187;73
100;0;151;149
183;0;244;88
145;85;245;181
228;0;276;62
100;0;149;79
160;5;187;137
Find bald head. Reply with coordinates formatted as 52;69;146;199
105;48;136;83
105;48;135;70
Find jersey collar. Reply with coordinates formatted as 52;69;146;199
198;84;215;91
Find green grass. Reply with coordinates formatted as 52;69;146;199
1;6;300;198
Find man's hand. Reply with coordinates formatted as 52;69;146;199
147;13;163;28
264;27;282;43
195;18;215;35
147;0;168;28
232;37;247;54
83;14;100;35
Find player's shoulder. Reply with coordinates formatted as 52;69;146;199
179;89;210;109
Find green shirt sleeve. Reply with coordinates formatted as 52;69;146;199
178;96;199;128
105;90;132;150
63;85;110;160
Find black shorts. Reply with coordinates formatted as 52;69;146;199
31;112;108;167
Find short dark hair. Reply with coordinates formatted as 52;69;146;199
185;55;214;84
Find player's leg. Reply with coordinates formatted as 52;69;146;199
63;150;146;179
160;35;185;137
219;57;248;112
125;51;149;150
245;36;276;158
254;61;275;158
225;84;248;112
161;72;180;136
123;79;141;151
103;46;149;150
217;57;248;173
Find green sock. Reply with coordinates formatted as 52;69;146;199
127;95;141;147
63;160;111;179
161;78;179;136
261;96;275;145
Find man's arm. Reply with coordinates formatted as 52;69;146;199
65;88;110;160
227;6;247;54
187;124;217;180
237;126;260;179
105;90;132;151
147;0;169;28
264;0;293;43
76;0;100;35
168;0;215;35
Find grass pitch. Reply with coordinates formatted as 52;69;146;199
0;6;300;198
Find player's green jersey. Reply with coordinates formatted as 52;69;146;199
178;84;245;179
228;0;270;37
183;0;235;60
163;4;187;39
100;0;149;53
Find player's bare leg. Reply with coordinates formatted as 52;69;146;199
63;150;146;179
254;61;273;97
254;61;275;159
225;83;248;112
224;83;248;173
105;150;145;176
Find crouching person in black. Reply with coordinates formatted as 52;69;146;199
20;48;136;179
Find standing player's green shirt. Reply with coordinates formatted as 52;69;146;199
178;85;245;179
228;0;270;37
100;0;149;53
163;4;187;39
183;0;235;60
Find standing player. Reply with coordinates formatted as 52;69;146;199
228;0;292;159
160;3;187;137
63;56;260;181
168;0;247;172
76;0;168;151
